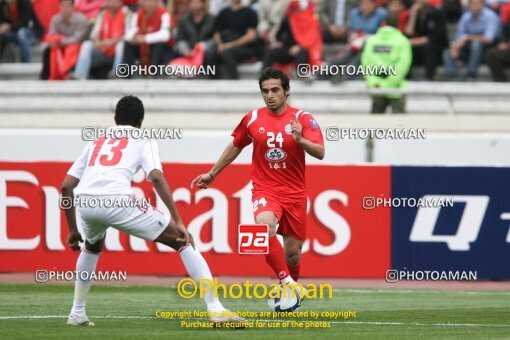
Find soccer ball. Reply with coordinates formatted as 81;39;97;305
267;284;302;312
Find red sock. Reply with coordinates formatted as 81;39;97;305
288;263;301;281
265;236;290;280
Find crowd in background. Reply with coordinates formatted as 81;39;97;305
1;0;510;81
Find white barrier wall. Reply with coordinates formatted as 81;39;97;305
374;133;510;166
1;129;510;165
0;129;366;164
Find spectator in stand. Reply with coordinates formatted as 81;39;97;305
70;0;131;79
0;0;34;62
326;0;387;73
347;0;387;35
262;16;309;69
257;0;289;46
123;0;138;11
207;0;257;79
387;0;408;32
485;2;510;81
74;0;105;24
123;0;172;68
442;0;500;80
404;0;447;80
169;0;190;27
174;0;215;57
209;0;251;16
315;0;355;43
40;0;88;80
361;11;412;113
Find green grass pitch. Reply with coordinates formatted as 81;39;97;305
0;283;509;339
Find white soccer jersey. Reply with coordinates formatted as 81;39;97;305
68;126;163;195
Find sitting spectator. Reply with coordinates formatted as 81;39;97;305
404;0;447;80
208;0;257;79
361;11;412;113
485;2;510;81
262;16;309;69
174;0;215;58
326;0;387;73
70;0;130;79
123;0;172;68
74;0;105;23
316;0;352;43
0;0;34;63
123;0;138;11
40;0;88;80
386;0;408;32
169;0;191;27
257;0;289;45
347;0;387;36
442;0;500;80
209;0;250;16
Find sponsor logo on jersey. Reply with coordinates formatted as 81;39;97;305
259;127;265;134
284;124;292;135
310;119;319;130
265;147;287;162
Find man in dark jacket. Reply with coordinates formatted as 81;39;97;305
262;16;309;69
0;0;34;62
174;0;215;58
404;0;448;80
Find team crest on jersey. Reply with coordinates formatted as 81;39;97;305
284;124;293;135
309;119;319;130
259;127;265;134
265;147;287;162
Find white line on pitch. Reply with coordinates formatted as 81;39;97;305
0;315;509;328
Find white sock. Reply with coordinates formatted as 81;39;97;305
70;250;99;316
179;245;224;312
280;276;295;285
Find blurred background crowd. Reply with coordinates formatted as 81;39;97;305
1;0;509;81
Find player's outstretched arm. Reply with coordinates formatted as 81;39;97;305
191;141;243;189
150;169;191;244
61;174;83;251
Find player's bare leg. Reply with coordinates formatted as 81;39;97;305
67;238;104;327
154;223;247;325
256;211;295;285
283;236;304;281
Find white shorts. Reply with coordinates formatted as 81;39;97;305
77;195;170;245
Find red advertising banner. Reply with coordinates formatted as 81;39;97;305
0;162;391;278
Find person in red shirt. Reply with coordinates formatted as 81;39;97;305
123;0;172;68
192;67;325;293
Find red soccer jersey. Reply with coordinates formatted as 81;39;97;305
231;104;324;197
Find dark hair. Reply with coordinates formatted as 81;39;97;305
61;0;74;4
115;95;145;127
258;67;290;93
385;11;400;27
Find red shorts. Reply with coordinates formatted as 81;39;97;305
252;192;307;240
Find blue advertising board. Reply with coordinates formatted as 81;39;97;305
391;166;510;279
